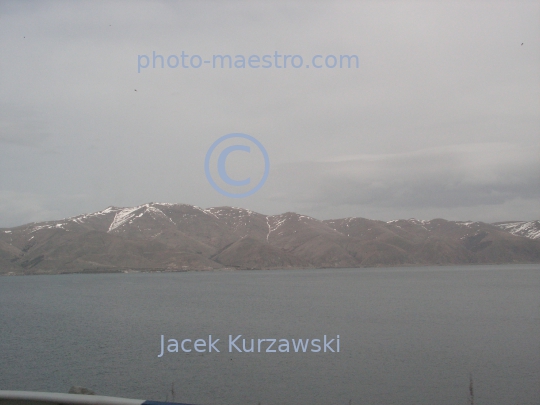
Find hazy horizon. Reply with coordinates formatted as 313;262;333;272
2;200;537;230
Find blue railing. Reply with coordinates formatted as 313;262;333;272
0;391;195;405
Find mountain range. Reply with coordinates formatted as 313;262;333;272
1;202;540;275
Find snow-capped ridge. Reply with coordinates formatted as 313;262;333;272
107;203;174;232
495;221;540;240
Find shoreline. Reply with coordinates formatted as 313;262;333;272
2;261;539;276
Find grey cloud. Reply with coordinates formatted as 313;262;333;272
0;104;50;146
0;190;59;227
269;143;540;210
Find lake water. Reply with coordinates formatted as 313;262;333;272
1;265;539;405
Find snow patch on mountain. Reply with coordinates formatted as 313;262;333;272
407;218;428;224
147;206;176;225
205;206;257;220
70;206;121;224
108;206;144;232
193;206;219;219
495;221;540;240
455;221;484;228
30;223;67;233
107;203;175;232
267;216;287;241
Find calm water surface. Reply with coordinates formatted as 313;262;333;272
1;265;539;405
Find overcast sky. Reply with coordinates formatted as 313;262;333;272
0;1;538;227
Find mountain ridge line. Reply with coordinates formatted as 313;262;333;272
1;202;539;275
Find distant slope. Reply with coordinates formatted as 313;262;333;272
1;203;539;275
493;221;540;240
